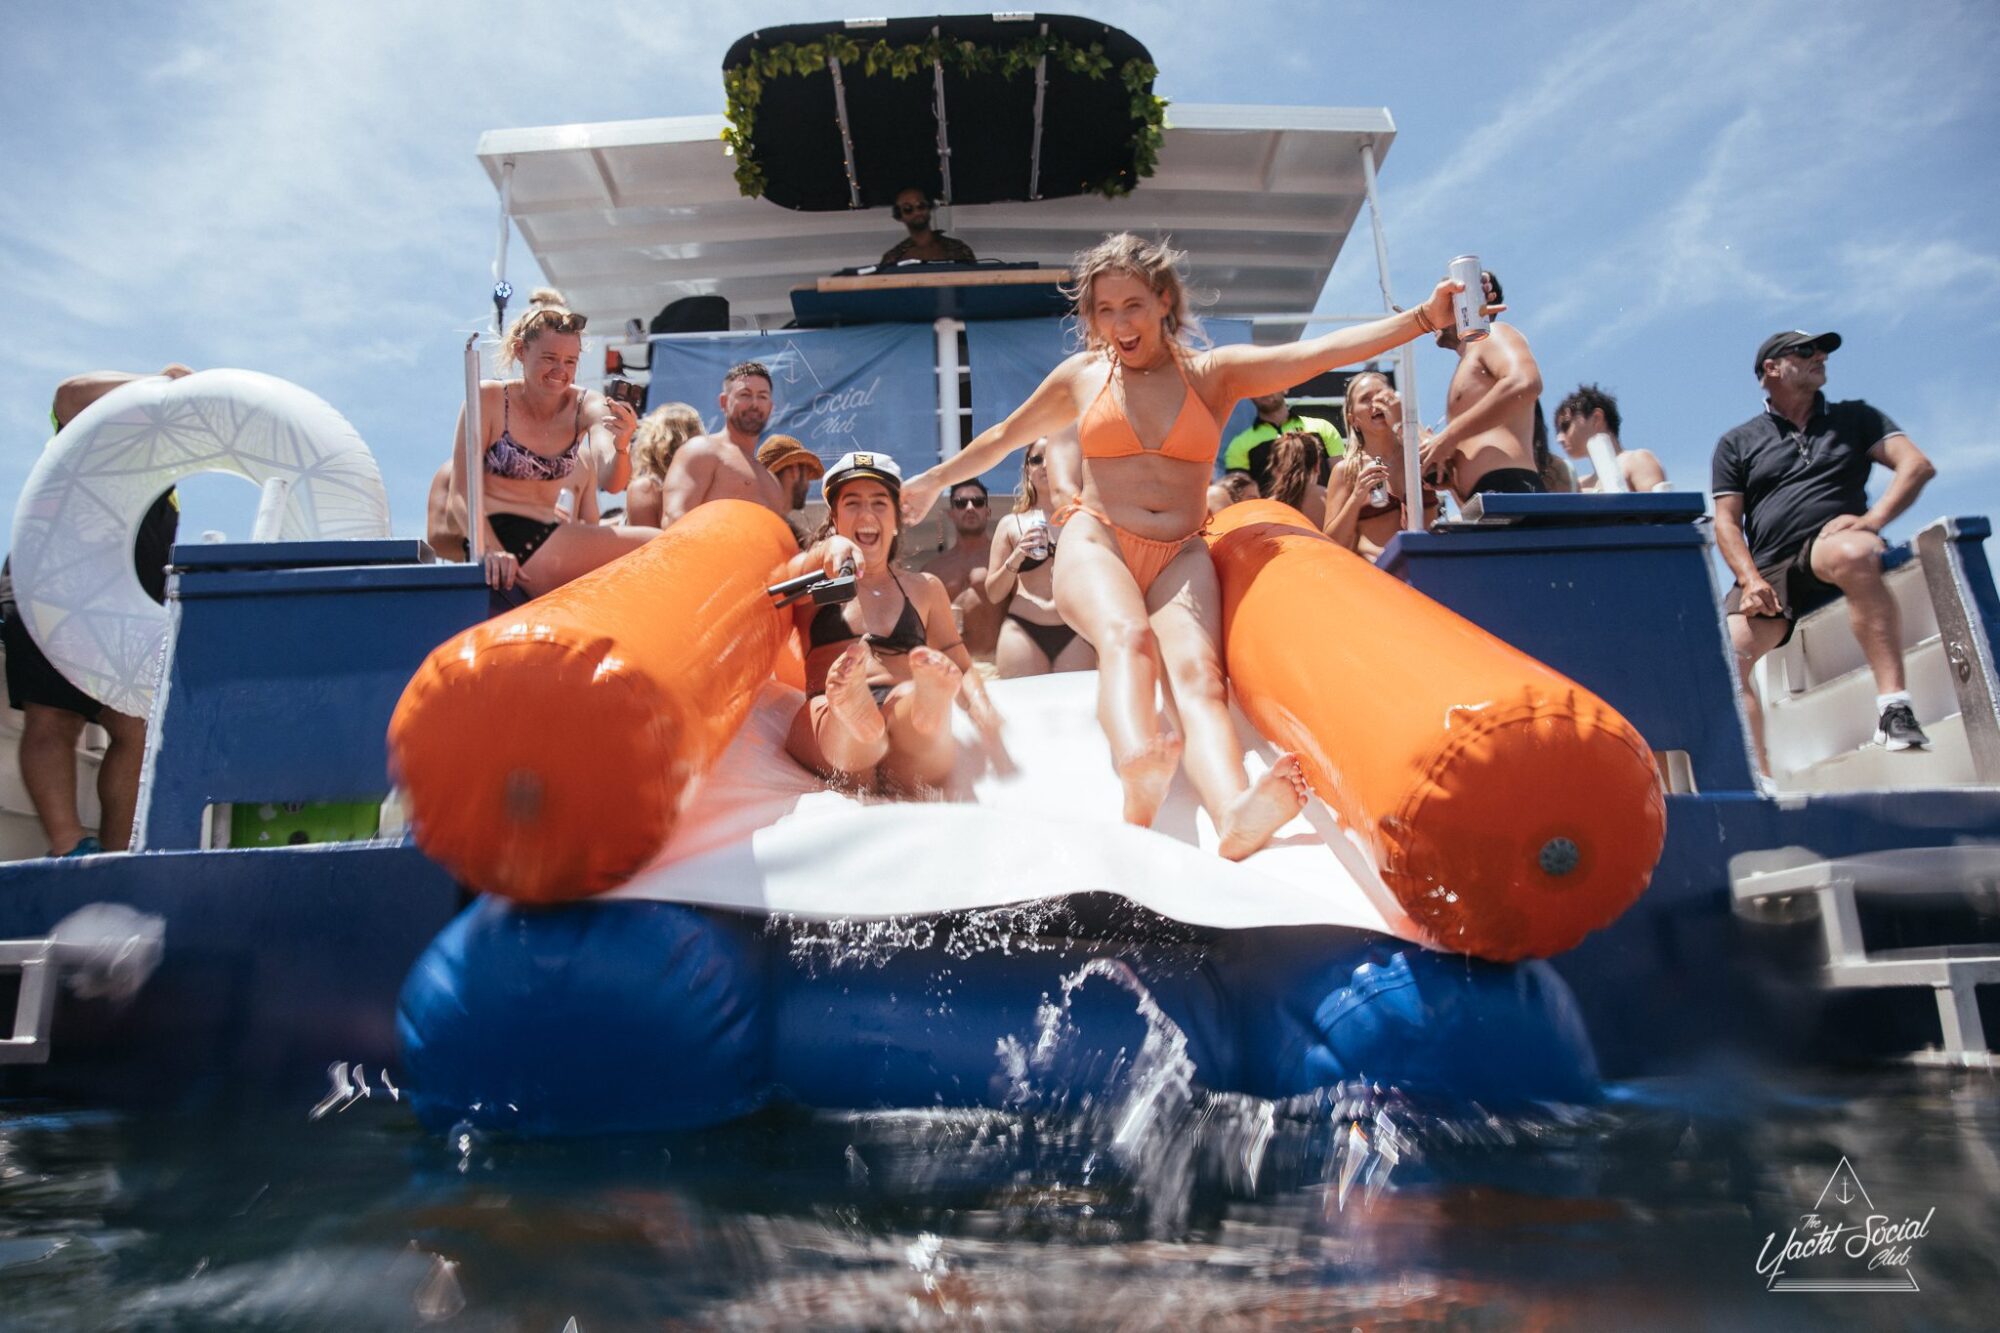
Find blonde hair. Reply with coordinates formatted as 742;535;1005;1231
1014;437;1051;514
1342;371;1395;452
630;401;704;482
1064;232;1204;355
499;287;586;367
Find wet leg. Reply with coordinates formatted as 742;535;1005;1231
1147;542;1305;859
879;647;963;792
1053;522;1180;827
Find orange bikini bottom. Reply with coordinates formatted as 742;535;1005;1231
1054;501;1208;596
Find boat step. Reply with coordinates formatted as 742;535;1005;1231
1732;848;2000;1068
0;938;59;1065
1773;710;1979;793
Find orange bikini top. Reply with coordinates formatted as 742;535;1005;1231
1078;362;1219;465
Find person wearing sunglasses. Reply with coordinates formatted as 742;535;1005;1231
448;287;656;596
986;436;1096;678
917;478;1003;659
1714;329;1937;769
879;187;978;267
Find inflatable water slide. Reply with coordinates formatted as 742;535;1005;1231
389;500;1666;1136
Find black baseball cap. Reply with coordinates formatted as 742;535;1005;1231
1754;330;1841;378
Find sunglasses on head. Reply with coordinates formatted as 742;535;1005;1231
950;495;987;509
895;201;931;217
533;310;587;334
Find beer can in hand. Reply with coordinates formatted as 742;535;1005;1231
1022;509;1052;559
1448;254;1490;342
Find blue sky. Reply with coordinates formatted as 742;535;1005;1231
4;1;1997;548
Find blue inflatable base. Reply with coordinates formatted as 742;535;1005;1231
398;899;1600;1137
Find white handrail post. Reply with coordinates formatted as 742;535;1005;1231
462;335;485;562
492;159;516;335
935;317;963;466
1358;140;1425;532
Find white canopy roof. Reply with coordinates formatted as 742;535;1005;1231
476;104;1397;331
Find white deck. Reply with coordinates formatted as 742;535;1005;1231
477;104;1396;330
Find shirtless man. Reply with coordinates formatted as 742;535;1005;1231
917;478;1003;659
658;362;788;524
1418;273;1546;500
1553;383;1668;493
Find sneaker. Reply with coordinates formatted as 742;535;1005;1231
57;835;103;858
1874;703;1930;751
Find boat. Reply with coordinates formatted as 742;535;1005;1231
7;15;1999;1129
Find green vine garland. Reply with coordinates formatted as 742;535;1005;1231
721;34;1168;201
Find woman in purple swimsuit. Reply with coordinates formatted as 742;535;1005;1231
448;288;658;595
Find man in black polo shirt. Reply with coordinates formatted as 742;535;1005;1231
1712;330;1937;769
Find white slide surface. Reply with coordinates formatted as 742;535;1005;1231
609;671;1423;938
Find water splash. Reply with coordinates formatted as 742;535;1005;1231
774;900;1073;972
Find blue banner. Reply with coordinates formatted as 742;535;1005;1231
647;324;937;485
964;317;1259;491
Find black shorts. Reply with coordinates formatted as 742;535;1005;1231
1466;467;1547;496
1723;534;1842;645
2;610;104;721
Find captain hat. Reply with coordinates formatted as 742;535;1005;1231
822;450;903;501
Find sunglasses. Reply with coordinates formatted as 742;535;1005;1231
530;310;587;333
1025;454;1046;466
950;496;988;509
1780;345;1825;360
895;202;931;217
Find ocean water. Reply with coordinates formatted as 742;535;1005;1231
4;1055;1995;1330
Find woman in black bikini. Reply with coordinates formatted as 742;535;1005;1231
1326;371;1439;560
780;451;1002;793
985;437;1096;678
447;288;658;595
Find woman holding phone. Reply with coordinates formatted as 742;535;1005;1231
448;288;658;595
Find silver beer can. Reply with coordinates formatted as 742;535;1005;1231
1448;254;1490;342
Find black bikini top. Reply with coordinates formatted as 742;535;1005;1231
808;574;928;656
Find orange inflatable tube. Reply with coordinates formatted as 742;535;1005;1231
1207;501;1665;961
388;500;797;903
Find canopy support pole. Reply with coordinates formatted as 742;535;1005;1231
1027;26;1048;200
1358;140;1425;533
935;318;963;465
828;57;862;210
462;334;485;562
931;30;954;204
492;159;515;335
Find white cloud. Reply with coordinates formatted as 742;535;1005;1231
1833;238;2000;324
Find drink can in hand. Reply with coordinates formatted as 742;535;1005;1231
1022;510;1051;558
1448;254;1490;342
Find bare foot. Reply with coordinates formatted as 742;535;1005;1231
1217;752;1309;861
906;646;963;735
825;642;887;746
1114;732;1183;828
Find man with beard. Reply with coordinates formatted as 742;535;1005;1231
659;362;788;523
917;477;1003;660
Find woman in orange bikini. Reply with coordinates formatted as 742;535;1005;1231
901;233;1475;859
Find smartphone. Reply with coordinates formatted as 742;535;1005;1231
604;378;644;407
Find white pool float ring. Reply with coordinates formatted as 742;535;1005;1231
9;369;392;716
